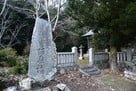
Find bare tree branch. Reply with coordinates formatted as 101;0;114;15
34;0;63;31
0;0;8;15
7;4;35;19
35;0;40;17
52;0;61;31
0;6;27;48
7;23;27;47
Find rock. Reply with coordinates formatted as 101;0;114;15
64;86;71;91
41;87;51;91
56;83;66;90
0;76;19;90
30;87;51;91
60;69;65;74
124;70;136;80
19;78;32;90
52;86;59;91
73;67;78;71
3;86;17;91
28;17;57;82
30;85;71;91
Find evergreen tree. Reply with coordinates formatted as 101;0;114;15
93;0;136;73
66;0;136;73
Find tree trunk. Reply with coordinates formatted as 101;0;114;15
109;46;119;73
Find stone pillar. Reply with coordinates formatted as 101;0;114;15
105;49;108;52
79;45;84;60
127;48;133;61
72;47;78;65
89;48;94;65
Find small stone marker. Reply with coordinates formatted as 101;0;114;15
28;17;57;82
3;86;17;91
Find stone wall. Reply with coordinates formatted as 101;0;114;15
89;48;109;69
89;48;136;70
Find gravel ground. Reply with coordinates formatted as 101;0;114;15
1;69;136;91
56;71;109;91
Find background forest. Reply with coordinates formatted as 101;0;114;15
0;0;136;73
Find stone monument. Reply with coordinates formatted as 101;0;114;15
28;17;57;82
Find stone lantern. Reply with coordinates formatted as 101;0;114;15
79;44;84;60
82;29;94;49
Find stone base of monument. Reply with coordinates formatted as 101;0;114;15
30;83;71;91
19;79;70;91
124;70;136;80
19;68;57;90
19;78;57;90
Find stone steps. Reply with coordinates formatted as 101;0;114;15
80;66;101;77
82;67;98;73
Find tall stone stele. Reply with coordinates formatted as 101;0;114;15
28;17;57;82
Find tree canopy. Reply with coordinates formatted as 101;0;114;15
92;0;136;49
66;0;136;72
66;0;136;49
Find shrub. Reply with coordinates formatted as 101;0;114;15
0;48;28;75
0;48;17;67
10;56;28;75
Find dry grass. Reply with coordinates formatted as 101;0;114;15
98;72;136;91
77;57;89;67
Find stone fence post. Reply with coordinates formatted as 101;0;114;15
89;48;94;65
72;47;78;65
126;48;133;61
105;49;108;52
